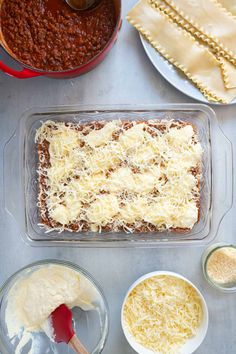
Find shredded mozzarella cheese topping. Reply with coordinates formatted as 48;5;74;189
123;275;203;354
35;119;203;232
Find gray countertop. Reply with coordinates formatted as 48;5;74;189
0;1;236;353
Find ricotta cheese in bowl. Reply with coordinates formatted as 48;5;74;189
0;260;109;354
121;271;208;354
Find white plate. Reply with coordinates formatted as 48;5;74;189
140;35;236;105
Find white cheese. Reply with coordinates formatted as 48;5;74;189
123;275;203;354
36;120;203;232
6;265;99;337
119;123;146;149
85;121;118;147
86;194;120;225
5;265;99;354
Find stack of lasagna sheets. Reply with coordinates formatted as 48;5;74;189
127;0;236;103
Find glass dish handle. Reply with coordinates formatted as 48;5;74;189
219;130;232;209
3;132;20;220
214;127;233;232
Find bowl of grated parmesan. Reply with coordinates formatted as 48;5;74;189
121;271;208;354
202;243;236;292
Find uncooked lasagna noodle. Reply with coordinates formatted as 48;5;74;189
36;119;203;234
218;0;236;15
151;0;236;89
127;0;236;103
151;0;236;67
164;0;236;62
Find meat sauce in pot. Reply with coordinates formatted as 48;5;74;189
0;0;116;71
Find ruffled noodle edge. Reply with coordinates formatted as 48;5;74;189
127;9;230;103
162;0;236;64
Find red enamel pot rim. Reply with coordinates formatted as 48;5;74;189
0;0;122;79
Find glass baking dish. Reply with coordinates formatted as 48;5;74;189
3;104;233;247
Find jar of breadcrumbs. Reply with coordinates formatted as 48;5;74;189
202;243;236;292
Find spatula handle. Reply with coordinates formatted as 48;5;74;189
69;334;89;354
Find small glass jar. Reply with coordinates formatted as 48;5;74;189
202;243;236;292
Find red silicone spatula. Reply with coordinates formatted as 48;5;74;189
50;304;89;354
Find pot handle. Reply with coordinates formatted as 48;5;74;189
0;60;43;78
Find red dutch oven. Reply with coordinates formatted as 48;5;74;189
0;0;121;79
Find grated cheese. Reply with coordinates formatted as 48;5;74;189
35;119;203;232
85;121;119;148
123;275;203;354
206;246;236;285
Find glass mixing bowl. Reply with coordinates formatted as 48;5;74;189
0;260;109;354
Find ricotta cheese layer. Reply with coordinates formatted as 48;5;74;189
36;119;203;233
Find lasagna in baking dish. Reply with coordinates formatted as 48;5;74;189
35;119;203;233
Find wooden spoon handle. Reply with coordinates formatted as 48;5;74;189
68;334;89;354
